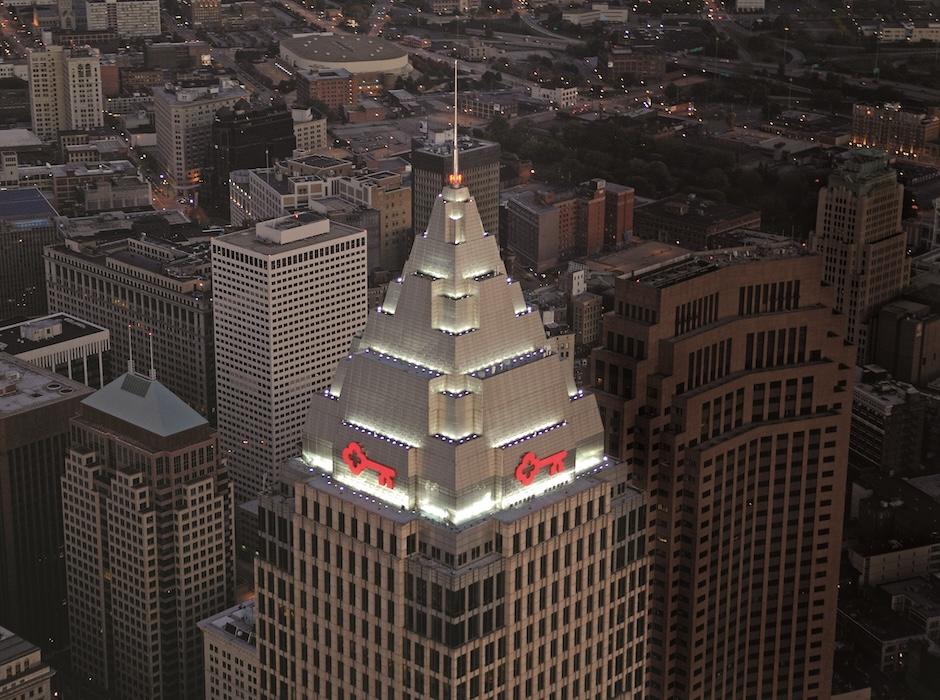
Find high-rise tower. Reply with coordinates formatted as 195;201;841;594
591;239;854;699
63;363;234;700
812;152;909;364
251;73;649;699
212;212;368;502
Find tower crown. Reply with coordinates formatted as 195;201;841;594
300;93;605;525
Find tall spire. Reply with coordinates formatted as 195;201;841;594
448;60;462;188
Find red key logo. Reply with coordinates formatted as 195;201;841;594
515;450;568;486
342;441;398;489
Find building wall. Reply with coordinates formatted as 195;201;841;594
28;46;103;142
812;155;909;363
848;544;940;586
44;244;216;421
591;250;854;699
64;407;233;700
211;220;368;502
0;367;91;653
0;216;59;320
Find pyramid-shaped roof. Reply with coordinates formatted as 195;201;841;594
302;180;605;524
82;372;207;438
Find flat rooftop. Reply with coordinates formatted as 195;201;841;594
0;353;92;417
219;216;363;255
198;602;257;652
584;240;689;275
0;128;43;148
0;314;108;355
636;193;760;227
633;242;808;289
281;33;406;63
0;187;57;221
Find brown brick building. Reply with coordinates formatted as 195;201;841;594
296;68;359;112
591;244;854;699
634;193;762;250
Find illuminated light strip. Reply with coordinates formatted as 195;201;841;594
437;327;477;337
419;501;449;521
473;270;497;281
414;270;444;281
497;420;567;449
569;390;585;401
501;469;574;510
362;347;446;376
322;390;339;401
466;348;546;377
432;432;480;445
576;453;608;474
341;420;414;449
514;307;535;317
335;472;412;509
441;389;471;398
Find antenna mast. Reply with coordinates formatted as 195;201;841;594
148;330;156;380
127;324;134;374
448;60;462;187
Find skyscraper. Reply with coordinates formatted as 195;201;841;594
63;366;234;700
412;133;500;238
212;212;368;502
211;100;296;201
0;354;92;652
45;234;215;420
251;130;650;700
27;45;104;142
591;240;854;699
153;80;247;195
0;188;59;321
812;152;910;364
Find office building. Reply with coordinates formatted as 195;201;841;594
27;45;103;142
212;212;367;502
199;601;260;700
0;188;59;321
851;103;940;159
0;313;110;387
605;182;635;246
562;2;630;25
180;0;220;25
85;0;161;36
871;276;940;387
63;368;234;700
0;355;92;652
571;291;602;347
591;244;854;699
735;0;764;11
13;159;150;217
506;180;633;271
253;146;649;700
211;100;296;199
44;235;215;420
153;80;247;193
291;106;328;154
295;68;359;112
0;626;56;699
850;366;926;476
599;46;666;81
812;152;910;363
412;134;500;238
634;193;762;249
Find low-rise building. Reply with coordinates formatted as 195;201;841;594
455;38;486;62
562;2;629;25
291;106;327;154
530;84;580;109
634;193;762;249
0;314;110;387
0;626;56;699
199;602;260;700
458;90;518;119
599;45;666;81
851;103;940;159
295;67;359;112
850;366;927;476
838;600;926;672
881;577;940;642
872;277;940;388
848;542;940;587
15;159;150;216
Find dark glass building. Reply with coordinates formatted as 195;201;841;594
211;100;296;201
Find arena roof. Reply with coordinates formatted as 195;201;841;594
280;33;407;65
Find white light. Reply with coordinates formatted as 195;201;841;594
302;451;333;473
452;493;495;524
502;469;574;509
336;472;411;509
419;501;449;521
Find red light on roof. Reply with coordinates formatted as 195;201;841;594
515;450;567;486
342;441;397;489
